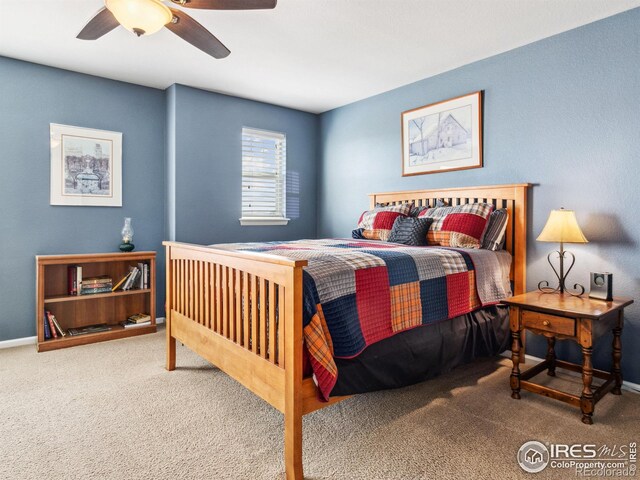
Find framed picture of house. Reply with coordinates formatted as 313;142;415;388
50;124;122;206
401;91;483;176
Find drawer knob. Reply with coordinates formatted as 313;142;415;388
543;320;550;326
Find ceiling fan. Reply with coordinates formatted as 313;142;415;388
77;0;277;59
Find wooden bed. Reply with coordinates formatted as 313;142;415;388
163;183;529;479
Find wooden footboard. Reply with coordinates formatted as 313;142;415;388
163;241;346;480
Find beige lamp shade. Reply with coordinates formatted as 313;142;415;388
537;208;588;244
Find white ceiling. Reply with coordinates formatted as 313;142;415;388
0;0;638;113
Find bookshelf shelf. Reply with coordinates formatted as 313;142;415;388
44;288;152;304
36;324;156;352
36;251;156;352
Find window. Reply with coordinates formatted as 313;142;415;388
240;127;288;226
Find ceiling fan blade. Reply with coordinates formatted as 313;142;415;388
165;9;231;59
77;7;120;40
170;0;276;10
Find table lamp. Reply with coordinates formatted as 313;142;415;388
536;208;588;296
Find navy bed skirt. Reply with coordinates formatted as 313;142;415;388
330;305;510;396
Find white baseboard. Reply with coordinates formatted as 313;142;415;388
0;336;37;349
0;317;166;350
501;351;640;394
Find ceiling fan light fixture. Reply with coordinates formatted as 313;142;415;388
105;0;173;36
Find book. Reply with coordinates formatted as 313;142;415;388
43;310;52;340
67;324;111;336
123;267;139;291
141;263;147;289
81;283;112;290
81;280;112;287
80;286;113;295
127;313;151;324
111;271;131;292
82;275;112;286
46;311;58;339
120;319;151;329
82;278;112;285
131;268;141;290
138;263;145;289
68;265;77;295
76;266;83;293
122;267;134;291
50;313;66;337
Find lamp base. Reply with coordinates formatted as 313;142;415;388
537;248;585;296
537;281;585;296
119;242;135;252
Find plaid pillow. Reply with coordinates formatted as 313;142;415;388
481;208;508;250
410;199;449;217
357;203;412;241
388;217;433;246
418;202;494;248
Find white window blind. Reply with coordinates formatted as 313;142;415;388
240;127;289;226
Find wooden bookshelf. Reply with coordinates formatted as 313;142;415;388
36;252;156;352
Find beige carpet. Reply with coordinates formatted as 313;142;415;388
1;328;638;480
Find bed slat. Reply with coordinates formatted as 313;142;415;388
229;267;234;338
173;257;178;316
215;264;221;334
188;260;194;320
260;277;267;358
243;271;250;347
269;281;277;364
210;263;215;330
278;284;285;367
223;266;230;338
235;269;242;344
251;274;258;354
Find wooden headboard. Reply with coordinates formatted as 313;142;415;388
369;184;530;295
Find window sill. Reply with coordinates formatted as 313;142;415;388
239;217;290;226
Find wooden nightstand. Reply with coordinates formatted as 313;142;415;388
502;291;633;424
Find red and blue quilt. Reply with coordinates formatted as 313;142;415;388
213;239;512;400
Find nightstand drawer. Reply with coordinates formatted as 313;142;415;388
522;311;575;336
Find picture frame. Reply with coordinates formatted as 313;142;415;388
50;123;122;206
401;91;483;176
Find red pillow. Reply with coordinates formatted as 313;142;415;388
418;203;494;248
357;204;412;241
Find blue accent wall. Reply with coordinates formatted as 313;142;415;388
166;84;318;245
0;56;166;341
318;9;640;383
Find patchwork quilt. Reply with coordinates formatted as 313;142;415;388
213;239;512;400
